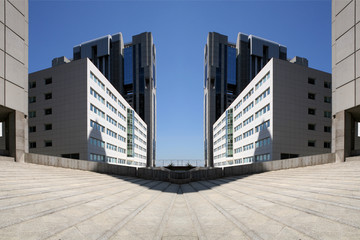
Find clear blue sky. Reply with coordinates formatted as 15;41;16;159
29;0;331;161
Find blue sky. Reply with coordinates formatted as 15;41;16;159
29;0;331;161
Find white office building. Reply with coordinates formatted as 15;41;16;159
28;58;147;167
213;58;332;167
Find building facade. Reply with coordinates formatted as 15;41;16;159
204;32;287;167
74;32;156;167
0;0;28;162
213;58;332;167
28;58;147;167
332;0;360;162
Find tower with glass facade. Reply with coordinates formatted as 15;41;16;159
204;32;287;167
74;32;156;167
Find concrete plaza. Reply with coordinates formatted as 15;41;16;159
0;159;360;239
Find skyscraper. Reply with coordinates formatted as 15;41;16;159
74;32;156;167
204;32;287;167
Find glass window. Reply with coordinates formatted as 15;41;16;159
29;81;36;89
308;140;316;147
308;93;315;100
324;142;331;148
308;124;316;130
45;140;52;147
324;111;331;118
308;78;315;85
29;142;36;149
45;124;52;130
308;108;315;115
29;111;36;118
227;46;236;85
29;126;36;133
324;96;331;103
324;82;331;89
324;126;331;133
124;46;133;85
45;93;52;100
45;108;52;115
29;96;36;103
45;78;52;85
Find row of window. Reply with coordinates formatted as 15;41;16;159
106;88;117;103
308;93;332;103
91;72;105;90
214;143;226;153
308;77;331;89
308;140;331;148
243;115;254;127
134;134;147;146
134;116;147;132
90;104;105;118
243;88;254;103
255;154;271;162
214;134;226;146
29;140;52;149
309;109;332;118
90;153;105;162
90;137;105;148
29;77;52;89
308;124;331;132
255;88;270;104
255;137;271;149
255;120;270;133
29;108;52;118
107;115;117;127
107;102;117;114
234;123;242;132
134;153;147;160
106;157;146;166
90;88;105;104
255;104;270;119
243;129;254;139
134;143;146;153
255;72;270;90
243;102;254;115
29;93;52;103
214;126;226;139
243;143;254;151
29;124;52;133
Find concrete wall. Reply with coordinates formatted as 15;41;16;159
25;152;336;183
223;153;335;177
25;153;137;177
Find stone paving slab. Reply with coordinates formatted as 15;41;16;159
0;160;360;239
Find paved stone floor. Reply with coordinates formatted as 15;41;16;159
0;160;360;239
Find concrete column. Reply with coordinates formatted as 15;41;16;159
8;111;27;162
333;111;352;162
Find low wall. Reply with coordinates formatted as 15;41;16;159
24;152;336;183
223;153;335;177
0;156;14;162
346;156;360;162
25;153;137;177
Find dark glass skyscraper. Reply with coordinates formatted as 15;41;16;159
74;32;156;167
204;32;287;167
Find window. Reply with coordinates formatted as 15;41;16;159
89;153;105;162
280;153;299;159
89;137;105;148
308;108;315;115
90;104;105;118
29;111;36;118
324;126;331;133
308;140;316;147
45;93;52;100
324;142;331;149
61;153;79;159
324;96;331;103
255;120;270;132
308;93;315;100
90;72;105;90
29;142;36;149
90;88;105;104
324;82;331;89
308;78;315;85
29;126;36;133
44;108;52;115
29;96;36;103
29;81;36;89
44;140;52;147
90;120;105;132
45;78;52;85
308;124;316;130
255;104;270;118
45;124;52;130
324;111;331;118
